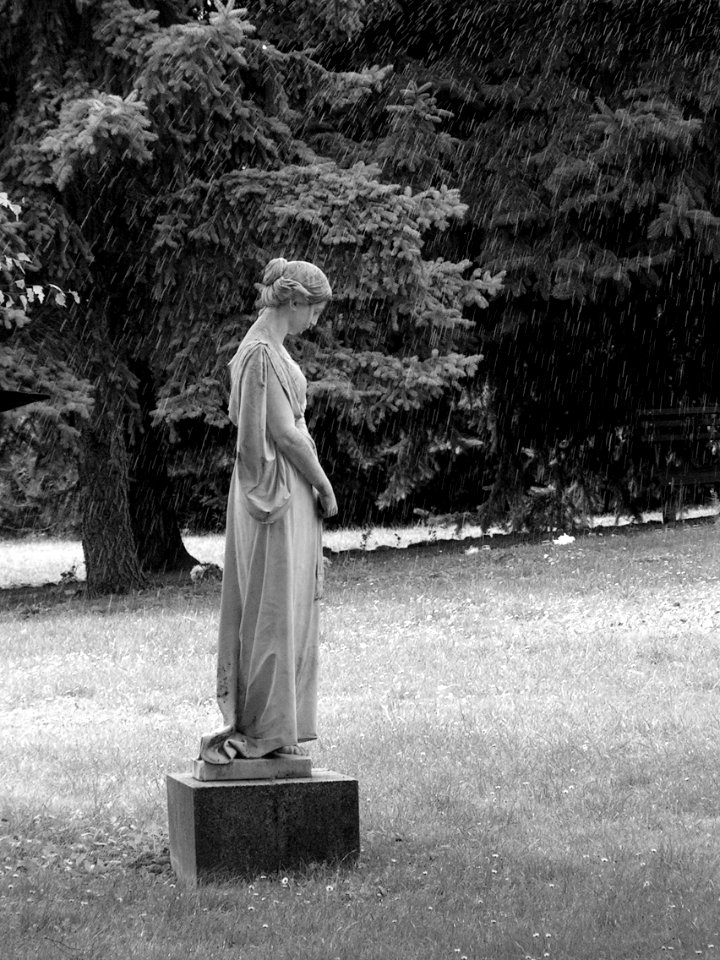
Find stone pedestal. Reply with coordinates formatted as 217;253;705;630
192;757;312;781
167;768;360;886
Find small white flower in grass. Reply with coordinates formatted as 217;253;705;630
190;563;223;583
326;884;334;892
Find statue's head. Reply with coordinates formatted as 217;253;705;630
256;258;332;308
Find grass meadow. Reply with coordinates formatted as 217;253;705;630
2;521;720;959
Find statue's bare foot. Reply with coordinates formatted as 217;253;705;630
270;744;308;757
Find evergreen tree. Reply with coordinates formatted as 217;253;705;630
0;0;502;588
322;0;720;525
0;186;91;537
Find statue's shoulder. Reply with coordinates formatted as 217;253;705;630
231;338;274;374
236;336;272;358
231;337;295;389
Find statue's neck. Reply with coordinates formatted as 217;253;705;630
252;309;287;347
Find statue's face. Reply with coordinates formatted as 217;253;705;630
289;299;328;335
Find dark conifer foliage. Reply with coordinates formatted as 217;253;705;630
2;0;719;572
0;0;503;589
313;0;720;525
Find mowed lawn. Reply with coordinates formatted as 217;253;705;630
2;522;720;960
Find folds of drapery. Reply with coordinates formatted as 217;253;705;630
199;337;322;763
227;339;304;524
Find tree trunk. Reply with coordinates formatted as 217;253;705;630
78;375;147;596
478;391;524;527
127;425;199;573
127;359;198;573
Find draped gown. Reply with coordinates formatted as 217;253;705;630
199;336;324;762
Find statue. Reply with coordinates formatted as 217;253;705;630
199;258;337;766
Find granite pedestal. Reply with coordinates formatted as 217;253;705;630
167;768;359;885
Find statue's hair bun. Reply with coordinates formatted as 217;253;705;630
255;257;332;309
262;258;288;286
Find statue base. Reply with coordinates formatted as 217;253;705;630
192;756;312;781
167;768;360;885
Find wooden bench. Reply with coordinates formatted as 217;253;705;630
635;406;720;521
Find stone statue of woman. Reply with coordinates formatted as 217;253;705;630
199;258;336;763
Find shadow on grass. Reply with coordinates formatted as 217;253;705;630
1;513;715;616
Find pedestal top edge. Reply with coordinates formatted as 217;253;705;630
167;768;357;786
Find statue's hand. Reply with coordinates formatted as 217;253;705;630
317;487;338;519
